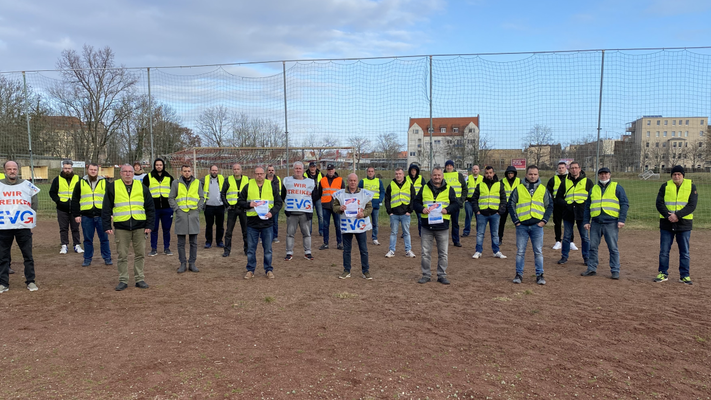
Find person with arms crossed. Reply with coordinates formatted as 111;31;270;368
384;167;416;258
221;163;249;257
203;165;225;249
498;165;520;246
358;167;385;246
557;161;592;265
470;166;507;260
144;158;174;256
283;161;317;261
334;173;374;279
71;163;112;267
49;159;83;254
463;164;482;237
547;161;576;250
168;165;205;273
319;164;345;250
442;160;467;247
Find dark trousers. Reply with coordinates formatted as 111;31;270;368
450;208;461;244
225;208;248;254
81;216;111;262
498;209;509;241
322;207;342;246
552;204;574;243
0;229;35;287
204;204;225;245
57;209;80;246
272;210;279;240
178;234;198;264
151;207;173;251
342;232;369;273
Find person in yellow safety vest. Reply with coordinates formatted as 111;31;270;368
463;164;483;237
442;160;467;247
168;164;205;273
470;166;508;260
407;163;424;237
202;165;225;249
358;167;385;246
547;161;575;250
102;164;155;291
654;165;698;285
49;159;83;255
498;165;521;246
143;158;175;257
267;165;287;244
384;167;416;258
237;166;283;280
581;167;629;280
556;161;593;266
507;165;553;285
220;163;250;257
71;163;112;267
305;161;324;236
413;167;460;285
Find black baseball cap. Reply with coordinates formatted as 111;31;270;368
597;167;611;174
327;164;335;170
308;161;316;167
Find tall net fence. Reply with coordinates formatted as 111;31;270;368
1;48;710;226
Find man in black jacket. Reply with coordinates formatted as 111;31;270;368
49;159;83;254
556;161;593;265
143;158;174;256
384;167;416;258
470;166;507;260
71;163;112;267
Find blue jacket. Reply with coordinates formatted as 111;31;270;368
507;178;554;226
583;181;629;225
358;177;385;209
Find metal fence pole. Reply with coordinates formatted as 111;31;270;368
283;62;289;170
22;72;35;183
595;50;605;183
148;67;154;162
429;55;433;171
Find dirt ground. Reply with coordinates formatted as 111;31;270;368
2;219;710;399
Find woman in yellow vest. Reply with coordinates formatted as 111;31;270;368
168;165;205;273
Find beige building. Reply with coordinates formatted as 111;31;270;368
407;116;480;169
626;116;707;171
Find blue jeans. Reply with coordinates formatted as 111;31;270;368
475;213;500;254
659;229;691;278
515;224;544;276
246;226;273;273
151;207;173;251
562;219;589;259
342;232;369;273
371;207;380;241
389;214;412;252
463;201;474;236
322;207;342;246
310;199;324;236
588;222;620;272
81;216;111;262
272;212;279;240
450;208;461;244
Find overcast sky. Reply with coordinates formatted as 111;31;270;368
2;0;710;72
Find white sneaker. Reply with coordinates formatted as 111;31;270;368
27;282;38;292
570;242;579;251
494;251;507;259
385;250;395;258
74;245;84;254
0;285;8;293
472;252;482;259
552;241;562;250
59;245;68;254
405;250;416;258
373;240;381;246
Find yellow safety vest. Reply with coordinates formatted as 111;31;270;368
112;180;146;222
246;179;274;217
202;175;225;200
420;185;451;220
590;182;620;218
564;177;589;204
466;174;483;198
660;179;693;220
478;182;501;211
443;171;462;198
148;175;171;198
0;173;5;180
79;179;105;211
176;179;200;212
226;175;248;206
389;180;412;208
362;177;381;199
552;175;566;197
503;177;521;201
407;175;423;195
515;184;546;222
58;175;79;203
304;171;323;187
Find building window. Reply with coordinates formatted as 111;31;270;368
646;142;650;147
685;142;688;147
672;131;676;137
673;120;676;126
655;142;659;147
414;129;420;135
409;152;416;156
685;131;689;137
647;131;650;137
440;127;446;133
657;120;660;125
701;131;705;136
647;120;651;125
656;131;660;137
469;128;474;133
663;131;667;137
686;120;689;125
679;120;683;125
700;142;704;148
452;127;459;133
434;140;441;144
673;142;677;147
662;142;666;147
664;120;668;125
701;120;705;125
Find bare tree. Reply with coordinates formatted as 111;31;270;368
347;135;371;170
197;106;231;147
681;140;705;170
0;76;51;160
376;132;404;170
444;129;491;169
523;124;554;167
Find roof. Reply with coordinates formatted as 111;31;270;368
409;116;479;137
41;116;83;130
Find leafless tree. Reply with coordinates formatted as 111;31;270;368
376;132;404;169
0;76;51;160
347;135;371;170
197;106;231;147
523;124;554;167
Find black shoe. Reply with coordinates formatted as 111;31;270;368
437;276;450;285
177;263;187;274
583;257;589;265
557;257;568;265
8;268;15;274
135;281;149;289
611;272;620;280
115;282;128;291
222;251;230;257
337;244;344;250
217;242;224;248
304;254;314;261
512;274;522;284
189;263;199;272
82;259;91;267
319;244;329;250
581;269;597;276
204;243;212;249
453;242;462;247
536;274;546;285
462;233;469;237
104;259;113;265
417;276;430;284
285;254;293;261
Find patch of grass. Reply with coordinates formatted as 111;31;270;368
529;309;540;315
523;289;533;295
694;335;706;343
264;296;275;303
334;292;358;299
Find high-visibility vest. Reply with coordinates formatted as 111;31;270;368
389;180;412;208
79;179;105;211
361;177;381;199
590;182;620;218
226;175;248;206
443;171;462;198
478;182;501;211
420;185;451;220
202;175;225;201
466;174;483;198
112;180;146;222
304;171;323;187
148;175;171;198
320;176;342;204
660;179;693;220
515;184;547;222
58;175;79;203
407;175;423;195
246;179;274;217
503;177;521;201
0;173;5;180
176;179;200;212
552;175;566;197
564;177;589;204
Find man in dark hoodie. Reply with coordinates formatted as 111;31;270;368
508;165;553;285
305;162;324;236
413;167;459;285
498;166;521;245
72;163;112;267
654;165;697;285
556;161;593;265
547;161;574;250
470;166;507;260
49;159;83;255
143;158;174;256
318;164;345;250
406;163;423;237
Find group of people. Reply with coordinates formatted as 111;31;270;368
0;157;698;293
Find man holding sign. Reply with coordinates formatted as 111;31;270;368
283;161;317;261
0;161;40;293
413;167;460;285
333;173;374;280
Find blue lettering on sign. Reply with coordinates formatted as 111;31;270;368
0;210;35;224
341;219;366;231
287;198;312;210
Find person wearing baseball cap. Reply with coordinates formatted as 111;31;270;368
319;164;345;250
654;165;698;285
581;167;629;279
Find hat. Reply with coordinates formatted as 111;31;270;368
671;165;685;177
308;161;316;167
326;163;335;170
444;160;454;168
597;167;611;174
133;161;142;167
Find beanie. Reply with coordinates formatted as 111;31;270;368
445;160;454;168
671;165;685;177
